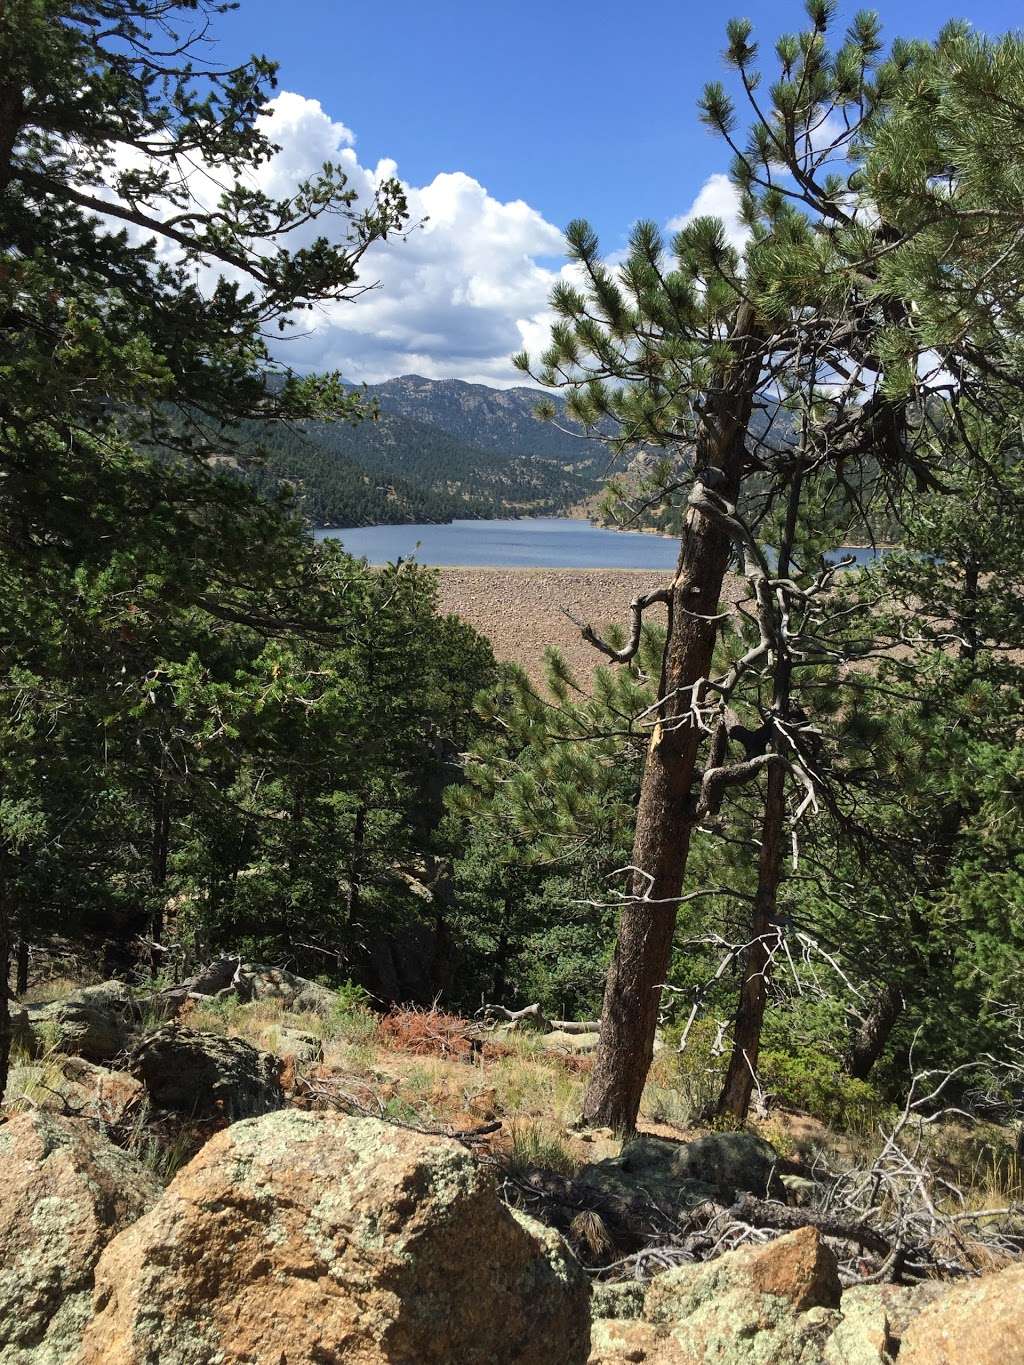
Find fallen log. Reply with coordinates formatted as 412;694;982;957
475;1002;600;1034
729;1192;892;1257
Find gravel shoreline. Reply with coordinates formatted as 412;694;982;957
435;565;694;686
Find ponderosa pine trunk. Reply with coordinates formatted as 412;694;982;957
580;302;764;1134
15;935;27;996
717;758;787;1120
848;982;905;1080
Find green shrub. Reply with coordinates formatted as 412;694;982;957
643;1019;727;1126
322;980;377;1044
759;1046;887;1130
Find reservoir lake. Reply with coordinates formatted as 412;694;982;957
315;517;882;570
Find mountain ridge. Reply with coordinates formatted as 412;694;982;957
249;373;610;527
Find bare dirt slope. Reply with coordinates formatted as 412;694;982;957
435;566;744;685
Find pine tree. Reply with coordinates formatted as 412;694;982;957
516;4;941;1133
0;0;410;1098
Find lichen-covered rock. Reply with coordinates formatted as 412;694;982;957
898;1262;1024;1364
823;1292;896;1364
589;1304;838;1364
838;1281;949;1345
0;1111;160;1365
23;982;139;1063
4;1057;143;1126
646;1229;840;1324
591;1279;647;1320
79;1110;590;1365
585;1132;786;1212
128;1025;283;1118
589;1230;841;1363
274;1026;324;1066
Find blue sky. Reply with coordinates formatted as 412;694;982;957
207;1;1017;385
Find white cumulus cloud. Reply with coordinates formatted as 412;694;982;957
667;172;750;253
108;95;764;385
241;94;567;386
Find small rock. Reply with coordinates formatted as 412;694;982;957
0;1111;160;1364
4;1057;143;1125
22;981;139;1063
645;1228;841;1322
274;1027;324;1066
128;1025;283;1118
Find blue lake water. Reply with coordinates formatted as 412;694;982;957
315;517;884;570
315;517;680;569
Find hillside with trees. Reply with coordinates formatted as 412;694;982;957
3;2;1024;1356
244;401;602;526
234;373;609;528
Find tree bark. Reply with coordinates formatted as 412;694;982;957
717;758;787;1121
848;982;905;1080
580;302;764;1134
15;935;28;997
717;468;801;1123
0;891;11;1109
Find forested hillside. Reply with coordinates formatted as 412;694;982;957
243;377;607;527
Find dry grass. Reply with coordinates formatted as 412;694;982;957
12;980;1023;1229
17;975;90;1006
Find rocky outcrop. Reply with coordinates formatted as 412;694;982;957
585;1131;787;1214
899;1261;1024;1364
234;964;337;1014
128;1025;283;1118
80;1110;590;1365
5;1056;143;1125
586;1227;1009;1365
17;981;139;1064
0;1112;160;1364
